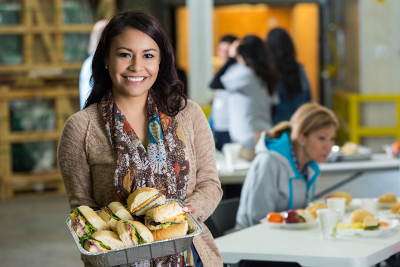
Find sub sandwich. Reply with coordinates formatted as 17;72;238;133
70;205;109;238
80;230;124;253
116;220;154;247
99;202;134;231
127;187;166;220
145;201;186;231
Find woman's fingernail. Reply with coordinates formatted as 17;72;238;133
182;207;188;212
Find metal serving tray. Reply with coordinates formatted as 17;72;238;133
66;199;203;267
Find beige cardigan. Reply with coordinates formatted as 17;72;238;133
58;100;223;267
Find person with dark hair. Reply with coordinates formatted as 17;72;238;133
209;34;237;151
58;10;222;267
220;35;279;161
266;28;312;125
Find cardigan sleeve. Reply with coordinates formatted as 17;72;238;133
57;111;96;211
183;103;223;223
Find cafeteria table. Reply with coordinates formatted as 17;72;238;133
215;211;400;267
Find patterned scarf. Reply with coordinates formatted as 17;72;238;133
101;90;191;267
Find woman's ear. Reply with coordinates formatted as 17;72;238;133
297;134;306;148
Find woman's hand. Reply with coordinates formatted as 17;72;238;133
182;205;196;213
228;39;241;58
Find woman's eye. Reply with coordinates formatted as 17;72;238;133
144;54;154;59
119;53;130;58
318;136;326;141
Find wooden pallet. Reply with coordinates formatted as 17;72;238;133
0;85;78;199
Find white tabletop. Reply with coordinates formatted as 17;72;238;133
215;214;400;267
217;153;399;184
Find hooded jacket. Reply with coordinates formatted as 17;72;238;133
235;131;320;229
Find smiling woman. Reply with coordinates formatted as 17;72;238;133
58;10;223;267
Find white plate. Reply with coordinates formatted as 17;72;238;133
377;202;398;209
337;219;398;237
260;218;318;229
378;210;400;219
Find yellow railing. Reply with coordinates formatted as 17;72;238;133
333;89;400;144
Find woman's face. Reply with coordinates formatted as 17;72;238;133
106;27;160;100
300;125;336;163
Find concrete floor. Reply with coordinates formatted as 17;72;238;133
0;170;398;267
0;194;83;267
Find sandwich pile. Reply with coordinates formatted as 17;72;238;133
70;187;191;254
391;203;400;214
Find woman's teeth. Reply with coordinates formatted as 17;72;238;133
126;77;145;82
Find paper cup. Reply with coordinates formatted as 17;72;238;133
361;198;377;215
327;197;346;222
316;208;338;240
222;143;242;171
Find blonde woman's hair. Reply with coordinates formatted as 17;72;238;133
268;103;339;141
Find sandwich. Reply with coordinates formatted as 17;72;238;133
80;230;124;253
362;216;380;230
127;187;166;219
99;202;134;231
378;193;397;204
326;191;352;205
145;201;186;230
116;220;154;247
306;204;325;219
391;203;400;214
70;205;109;238
350;209;373;224
151;220;189;241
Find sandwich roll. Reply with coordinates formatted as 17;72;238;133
296;209;314;222
70;205;109;238
98;207;119;232
362;216;380;230
151;220;189;241
145;201;186;230
127;187;166;216
117;220;153;247
378;193;397;204
391;203;400;214
80;230;124;253
327;191;352;205
108;202;134;221
350;209;373;224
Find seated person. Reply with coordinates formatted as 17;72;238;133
236;103;339;229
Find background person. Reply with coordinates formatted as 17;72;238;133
209;34;238;151
220;35;279;161
58;10;223;267
236;103;339;230
266;28;312;125
79;20;108;110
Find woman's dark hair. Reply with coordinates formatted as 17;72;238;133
237;35;278;96
220;34;237;44
84;10;187;116
266;28;302;100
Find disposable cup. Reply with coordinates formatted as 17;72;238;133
361;198;377;215
222;143;242;172
316;208;338;240
327;197;346;222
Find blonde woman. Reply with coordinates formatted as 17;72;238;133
236;103;339;229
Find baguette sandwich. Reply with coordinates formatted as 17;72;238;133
151;221;189;241
127;187;166;219
116;220;154;247
145;201;186;231
362;216;380;231
99;202;134;231
80;230;124;253
70;205;109;238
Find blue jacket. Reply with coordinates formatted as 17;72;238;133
235;131;320;229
